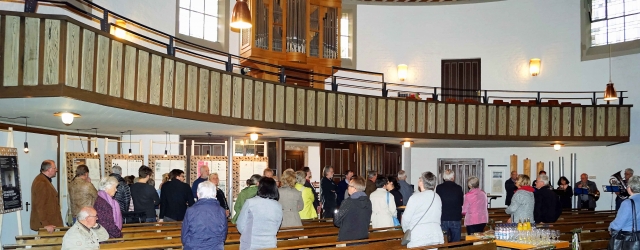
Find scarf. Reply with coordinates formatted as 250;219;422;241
98;190;122;229
350;191;367;199
518;186;535;193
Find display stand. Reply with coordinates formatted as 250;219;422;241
148;155;187;190
603;185;621;211
104;154;145;177
65;152;101;189
232;156;268;199
189;155;228;195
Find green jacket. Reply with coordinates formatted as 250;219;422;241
232;185;258;224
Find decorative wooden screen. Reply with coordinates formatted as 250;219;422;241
441;59;481;102
437;158;484;194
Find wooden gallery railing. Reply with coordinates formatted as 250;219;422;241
0;11;631;143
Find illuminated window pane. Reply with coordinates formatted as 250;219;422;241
179;9;190;35
205;1;219;16
180;0;190;9
204;16;218;42
341;13;349;35
626;14;640;41
628;0;640;15
592;0;606;21
591;20;608;46
341;36;349;59
608;0;625;18
190;12;205;39
608;17;625;44
191;0;205;13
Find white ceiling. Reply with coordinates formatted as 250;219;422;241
0;97;617;148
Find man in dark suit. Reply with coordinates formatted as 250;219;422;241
575;173;599;211
435;169;464;242
336;170;353;207
534;175;561;223
505;171;518;206
320;166;337;218
160;169;194;221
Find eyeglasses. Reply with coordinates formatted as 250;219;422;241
87;215;98;219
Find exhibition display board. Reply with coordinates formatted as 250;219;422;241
148;155;187;190
0;147;22;214
65;153;101;189
189;156;227;196
232;156;268;199
104;154;144;177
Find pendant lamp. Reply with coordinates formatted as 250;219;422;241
603;44;618;101
231;0;252;29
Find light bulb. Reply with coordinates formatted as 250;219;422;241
164;150;168;158
128;148;132;156
249;133;259;141
61;112;74;125
23;142;29;153
553;144;562;151
93;147;98;155
403;141;412;148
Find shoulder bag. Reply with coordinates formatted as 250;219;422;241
401;192;436;246
608;199;640;250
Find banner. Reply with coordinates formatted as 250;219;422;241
0;155;22;213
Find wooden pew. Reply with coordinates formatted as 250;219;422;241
317;239;491;250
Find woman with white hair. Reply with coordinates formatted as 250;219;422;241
610;175;640;234
182;181;228;250
295;170;317;219
462;176;488;234
401;171;444;248
94;176;122;238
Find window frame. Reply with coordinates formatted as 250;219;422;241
175;0;230;52
341;4;357;69
581;0;640;61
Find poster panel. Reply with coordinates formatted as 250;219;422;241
196;160;227;195
0;148;22;213
111;159;144;178
72;158;101;189
154;159;186;190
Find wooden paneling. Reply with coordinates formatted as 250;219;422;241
232;76;243;118
498;106;507;135
563;107;571;136
407;101;416;133
81;30;95;91
337;94;346;129
387;100;396;132
95;35;109;94
478;105;486;135
417;102;426;133
186;65;198;112
457;104;465;134
437;103;445;134
357;96;366;130
264;82;275;122
198;68;209;113
608;106;617;136
488;106;496;135
65;22;80;87
43;19;61;85
530;107;539;136
377;99;386;131
509;106;517;136
243;78;253;120
519;106;528;136
24;17;40;86
541;107;549;136
574;107;583;136
427;103;436;133
551;107;560;136
467;105;476;135
296;88;305;125
220;73;231;116
136;51;149;103
441;59;481;102
397;100;406;133
596;107;605;136
210;71;221;115
123;45;136;100
317;91;326;127
367;97;376;130
620;107;630;136
585;107;594;136
253;81;263;120
109;40;123;97
3;16;20;86
447;103;455;134
285;87;294;124
162;58;175;108
327;93;336;127
306;90;315;126
347;95;356;129
274;85;284;123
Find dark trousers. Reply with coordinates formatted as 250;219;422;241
441;221;461;242
580;200;595;211
466;223;487;235
616;197;625;211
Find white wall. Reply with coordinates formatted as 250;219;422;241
352;0;640;210
307;145;321;184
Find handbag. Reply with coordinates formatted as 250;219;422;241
401;193;436;246
609;199;640;250
387;192;401;227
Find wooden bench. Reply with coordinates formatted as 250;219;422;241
318;239;493;250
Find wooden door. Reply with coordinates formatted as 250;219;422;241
441;59;481;102
285;150;305;170
437;158;484;194
320;141;356;182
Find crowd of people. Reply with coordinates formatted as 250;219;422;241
28;158;640;249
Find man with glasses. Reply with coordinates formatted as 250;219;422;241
30;160;63;233
61;206;109;249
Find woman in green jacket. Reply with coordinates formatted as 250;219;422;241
295;171;318;220
231;174;262;223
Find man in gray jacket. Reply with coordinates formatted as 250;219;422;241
61;207;109;249
397;170;414;206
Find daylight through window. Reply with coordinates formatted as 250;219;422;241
179;0;219;42
590;0;640;46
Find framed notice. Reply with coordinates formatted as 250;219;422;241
491;170;505;194
232;156;268;199
65;153;101;189
0;147;22;214
148;155;187;190
105;154;144;177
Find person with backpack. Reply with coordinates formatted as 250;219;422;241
533;174;561;223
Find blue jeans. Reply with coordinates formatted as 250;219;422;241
145;218;157;223
441;220;461;242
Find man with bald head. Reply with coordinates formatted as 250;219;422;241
575;173;599;211
504;171;518;206
192;164;210;200
30;160;63;233
61;207;109;249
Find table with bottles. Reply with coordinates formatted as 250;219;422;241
466;220;570;250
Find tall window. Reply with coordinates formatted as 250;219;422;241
340;6;356;69
340;13;351;59
179;0;219;42
590;0;640;46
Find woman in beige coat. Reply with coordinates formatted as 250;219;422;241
278;169;304;228
370;176;397;229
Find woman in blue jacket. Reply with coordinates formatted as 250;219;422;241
181;181;228;250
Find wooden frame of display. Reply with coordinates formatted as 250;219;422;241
148;154;187;183
64;152;100;184
0;147;22;213
189;155;227;186
104;154;144;176
232;156;268;199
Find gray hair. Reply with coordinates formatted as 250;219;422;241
626;168;635;175
77;208;90;220
421;171;437;190
538;174;549;186
323;166;333;177
200;164;210;176
443;169;455;181
628;176;640;194
295;171;307;185
112;166;122;175
367;170;377;179
467;176;480;189
99;177;119;191
40;160;55;172
197;181;217;199
398;170;406;180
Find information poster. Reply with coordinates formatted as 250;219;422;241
112;159;144;178
197;161;227;195
154;159;186;190
238;161;267;191
73;158;101;189
0;155;22;213
491;170;504;194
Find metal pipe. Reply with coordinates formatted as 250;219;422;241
573;153;578;210
549;161;554;188
227;136;234;217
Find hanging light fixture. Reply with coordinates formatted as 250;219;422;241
230;0;252;29
54;112;81;126
206;132;212;157
247;132;262;141
604;44;618;101
93;128;99;156
552;143;564;151
23;117;29;153
402;141;413;148
128;130;133;156
163;131;169;158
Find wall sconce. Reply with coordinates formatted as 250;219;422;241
397;64;408;81
54;112;81;126
114;19;127;39
529;58;541;76
247;132;262;141
552;143;564;151
402;141;413;148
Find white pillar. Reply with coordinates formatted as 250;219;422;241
402;147;412;182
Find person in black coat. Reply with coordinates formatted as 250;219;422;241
505;171;518;206
534;175;560;223
159;169;194;221
209;173;230;217
386;177;403;207
302;167;321;215
334;176;372;243
556;176;573;209
435;170;464;242
336;170;354;207
320;166;337;218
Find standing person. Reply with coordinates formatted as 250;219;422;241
192;165;210;200
320;166;337;218
334;176;372;243
609;176;640;234
69;165;98;224
31;160;63;232
615;168;634;211
401;171;444;248
397;170;413;206
574;173;599;211
130;166;160;222
94;177;122;238
506;175;535;223
232;174;261;224
278;169;303;227
336;170;354;207
209;173;230;217
295;170;317;220
386;177;403;208
237;177;283;250
302;167;321;217
534;175;561;223
109;166;131;213
505;171;518;206
462;176;488;235
181;181;228;250
370;176;397;229
532;170;547;190
159;169;194;222
365;171;378;196
61;207;109;249
556;176;573;209
435;169;464;242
